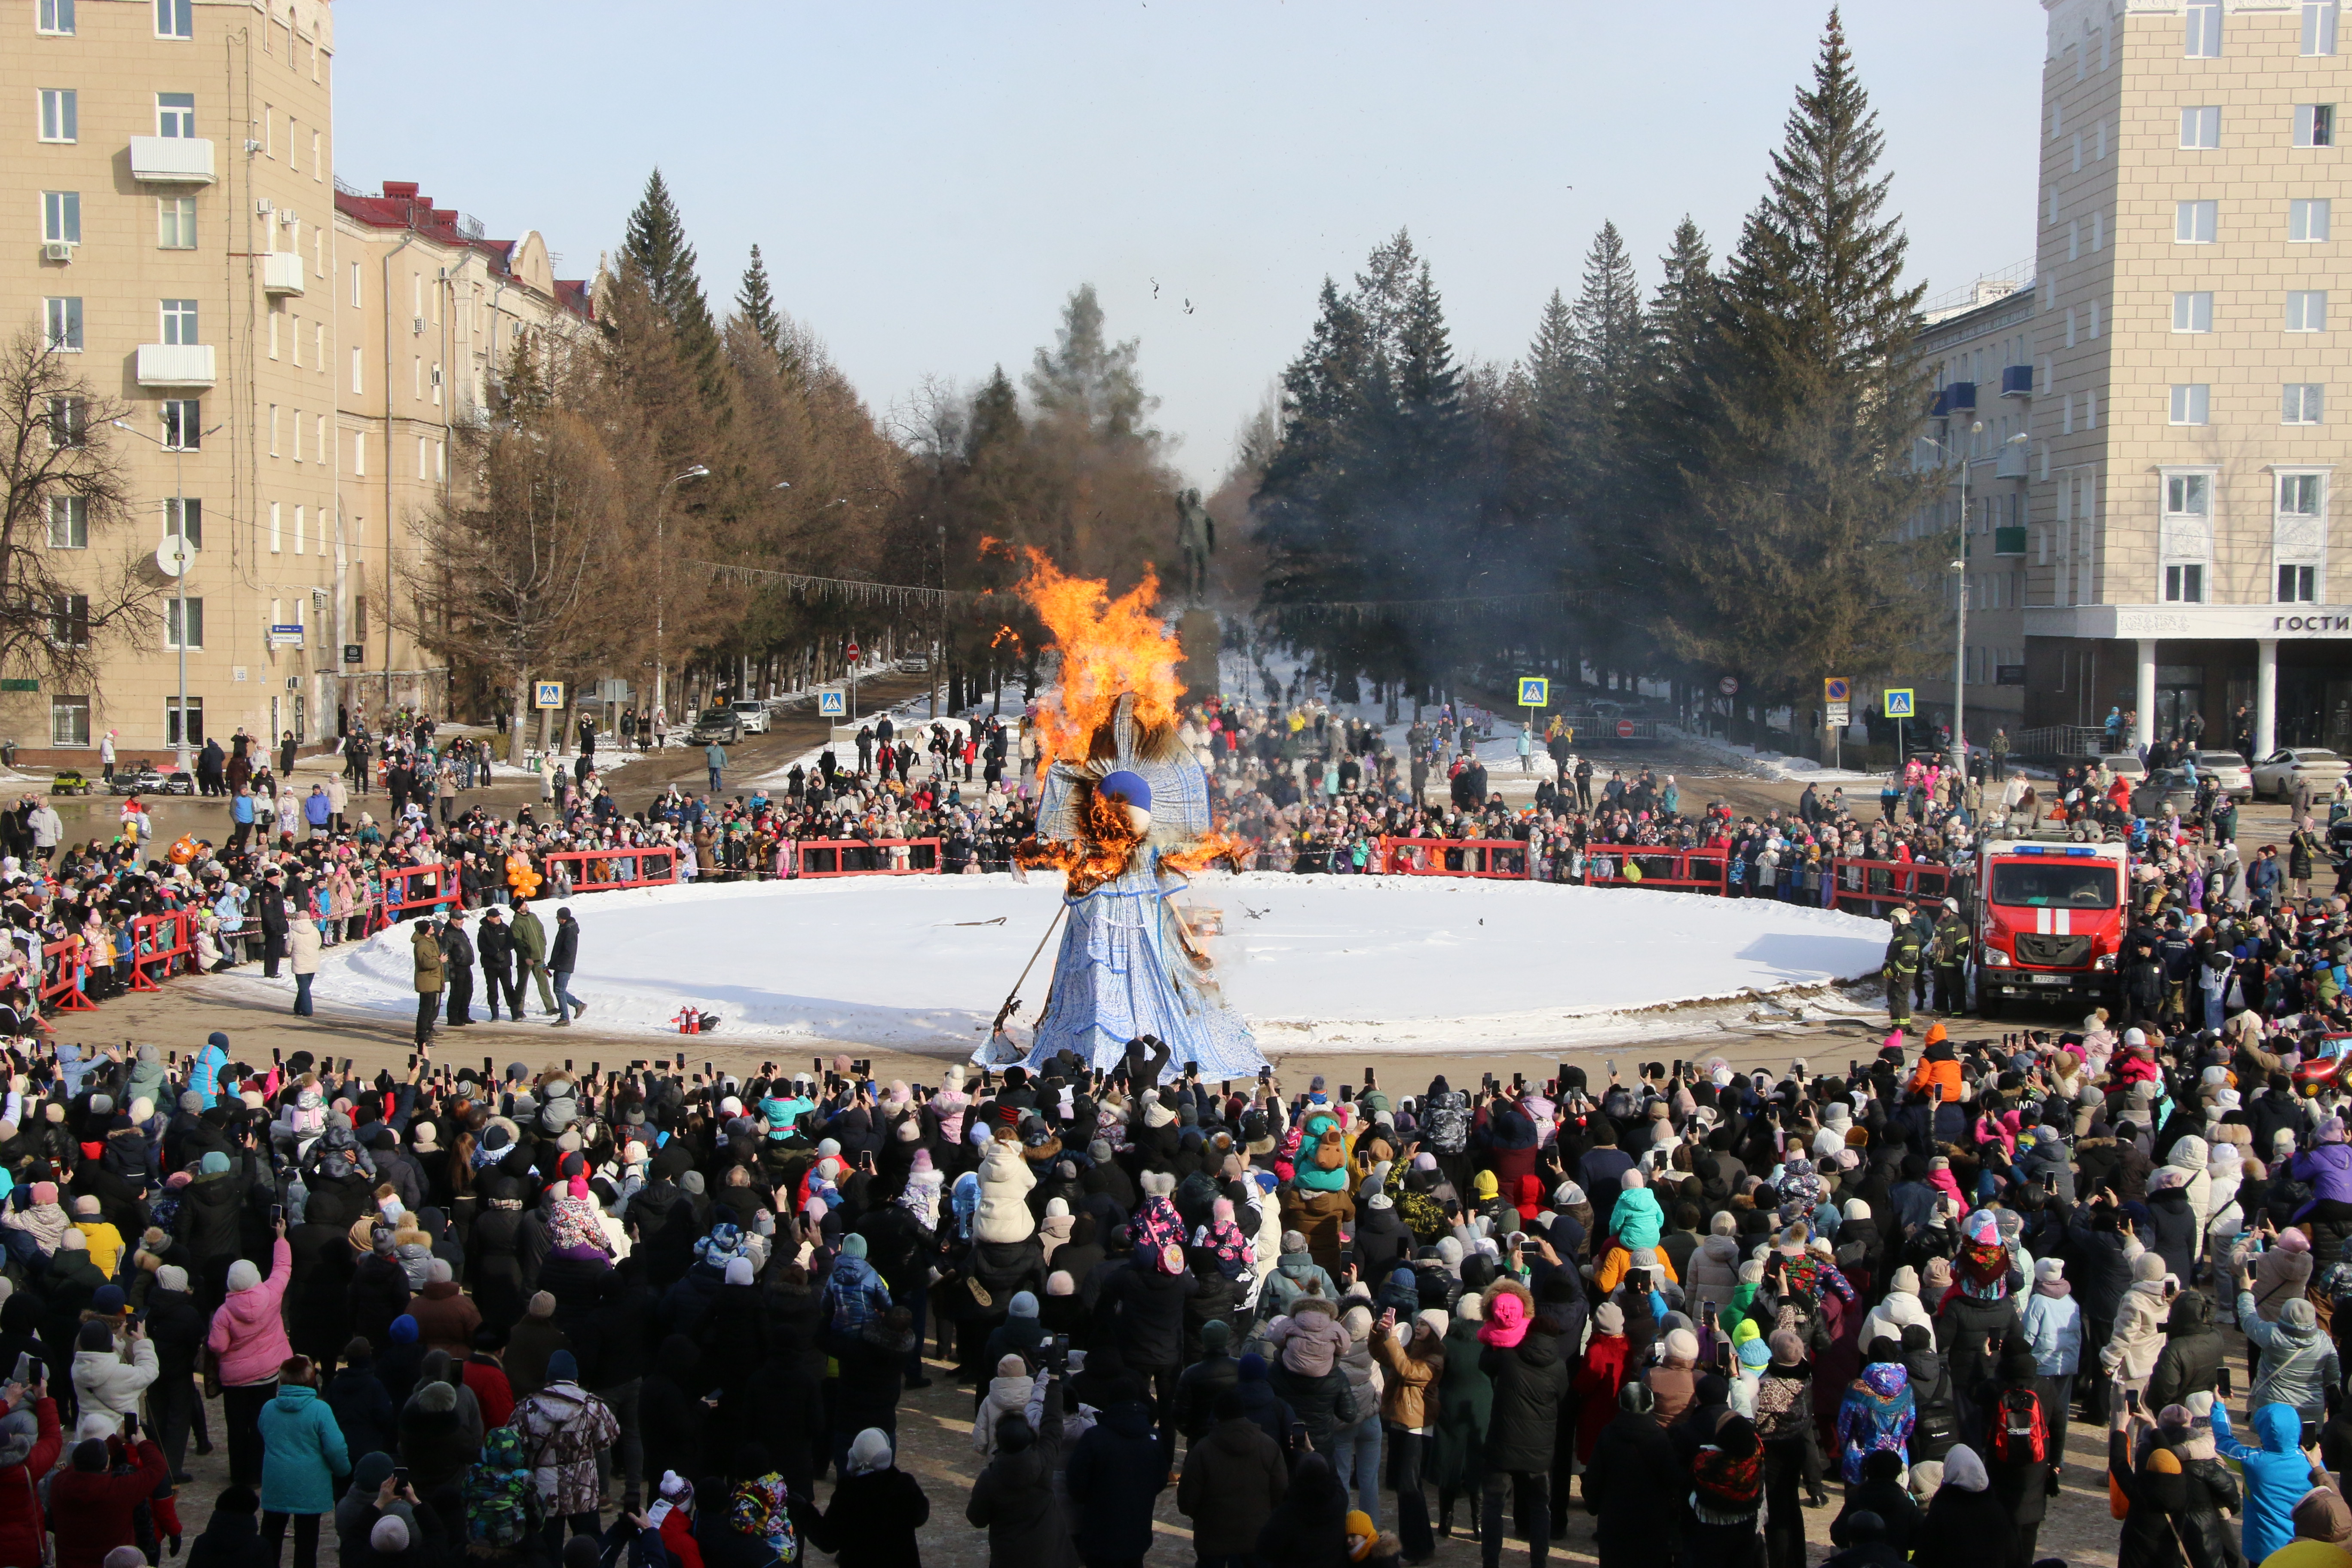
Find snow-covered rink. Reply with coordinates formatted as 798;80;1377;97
255;873;1890;1054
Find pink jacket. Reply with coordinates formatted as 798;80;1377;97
205;1237;293;1387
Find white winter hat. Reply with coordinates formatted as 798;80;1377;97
226;1259;261;1293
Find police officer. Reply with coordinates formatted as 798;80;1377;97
1930;897;1972;1015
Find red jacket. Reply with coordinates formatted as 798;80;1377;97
0;1396;62;1568
462;1357;514;1429
659;1506;704;1568
50;1436;166;1568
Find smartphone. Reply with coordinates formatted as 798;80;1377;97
1672;1059;1684;1079
269;1204;283;1225
704;1061;714;1078
1606;1058;1617;1075
1512;1071;1525;1091
1698;1299;1715;1325
122;1412;136;1439
407;1054;416;1070
272;1047;282;1063
2043;1172;2058;1195
11;1352;32;1385
591;1062;600;1078
1222;1081;1231;1096
677;1052;688;1071
2127;1388;2143;1414
1716;1340;1732;1372
393;1466;410;1486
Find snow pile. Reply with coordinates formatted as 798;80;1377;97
1664;728;1880;784
256;872;1889;1054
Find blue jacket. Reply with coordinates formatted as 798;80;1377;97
2213;1400;2317;1566
189;1037;227;1103
2019;1285;2082;1375
232;793;254;825
257;1382;350;1515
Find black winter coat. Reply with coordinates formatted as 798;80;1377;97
1101;1263;1197;1369
1252;1453;1350;1568
1584;1407;1685;1556
2147;1293;2226;1413
1480;1327;1570;1472
1063;1400;1171;1562
808;1465;930;1568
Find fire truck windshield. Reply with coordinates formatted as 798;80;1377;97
1990;862;2118;909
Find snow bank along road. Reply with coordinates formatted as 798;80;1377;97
244;873;1891;1054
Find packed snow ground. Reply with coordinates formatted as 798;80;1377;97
251;873;1890;1055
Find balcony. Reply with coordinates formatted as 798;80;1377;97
1996;441;2030;479
1994;525;2028;556
136;343;215;388
127;136;214;185
2000;364;2034;398
260;252;305;296
1944;380;1977;413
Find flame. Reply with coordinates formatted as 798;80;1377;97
1161;830;1252;876
1008;548;1186;764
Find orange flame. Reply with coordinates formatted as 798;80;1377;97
1010;548;1186;764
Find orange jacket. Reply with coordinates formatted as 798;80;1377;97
1907;1054;1963;1103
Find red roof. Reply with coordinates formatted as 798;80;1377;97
334;180;593;321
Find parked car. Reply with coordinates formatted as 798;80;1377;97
2251;747;2350;802
2098;753;2147;778
2129;768;2200;820
726;699;772;735
48;770;90;796
2191;749;2254;801
108;766;166;795
690;708;742;745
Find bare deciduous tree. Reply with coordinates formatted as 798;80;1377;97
0;329;165;686
394;348;625;764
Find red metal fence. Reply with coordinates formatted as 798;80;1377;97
1582;845;1732;894
1375;837;1531;879
544;845;680;892
794;838;943;878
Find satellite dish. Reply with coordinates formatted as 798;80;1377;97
155;537;196;577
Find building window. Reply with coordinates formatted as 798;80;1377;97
165;496;200;548
156;196;196;249
2294;198;2333;242
2173;291;2215;332
37;0;74;35
46;397;83;448
163;697;202;748
2187;0;2222;55
154;92;194;138
2069;220;2080;261
48;697;87;749
37;89;75;144
2298;104;2336;147
2284;472;2326;517
46;595;87;649
2177;200;2219;243
2183;106;2221;147
154;0;189;38
45;495;86;549
293;504;304;555
2282;564;2319;601
2290;291;2331;332
161;399;199;450
164;597;202;649
2287;383;2327;423
2308;0;2340;54
349;261;361;308
350;347;362;395
41;297;80;352
2166;565;2207;602
268;501;280;554
2168;473;2211;517
159;299;197;346
268;405;278;456
40;191;79;245
2171;384;2211;424
352;431;365;476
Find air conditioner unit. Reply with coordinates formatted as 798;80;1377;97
254;197;272;215
412;317;426;335
41;241;73;263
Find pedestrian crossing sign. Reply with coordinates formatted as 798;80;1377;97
533;681;565;710
817;688;846;717
1883;688;1915;718
1517;677;1549;708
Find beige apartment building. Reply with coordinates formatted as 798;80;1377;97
9;0;342;764
332;181;592;721
1912;270;2040;742
2023;0;2352;758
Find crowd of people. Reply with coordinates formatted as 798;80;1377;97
13;941;2352;1568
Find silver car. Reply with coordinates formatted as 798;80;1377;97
727;699;772;735
2251;747;2350;802
2192;749;2254;801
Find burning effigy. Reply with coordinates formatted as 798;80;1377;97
980;552;1262;1080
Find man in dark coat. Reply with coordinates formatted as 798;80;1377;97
1583;1381;1684;1568
1177;1386;1286;1566
256;868;290;980
1064;1393;1172;1568
438;913;476;1027
475;907;520;1023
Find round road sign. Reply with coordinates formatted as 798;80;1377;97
1616;719;1635;740
1717;676;1740;696
847;642;861;661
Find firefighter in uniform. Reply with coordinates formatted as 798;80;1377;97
1930;897;1972;1015
1883;907;1926;1028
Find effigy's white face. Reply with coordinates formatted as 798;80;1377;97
1122;803;1153;838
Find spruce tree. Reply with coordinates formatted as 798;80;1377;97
1659;9;1935;714
736;244;784;360
1026;285;1154;443
621;168;726;411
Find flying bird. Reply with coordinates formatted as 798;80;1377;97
1151;277;1160;298
1183;298;1194;315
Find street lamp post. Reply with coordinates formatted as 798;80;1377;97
1921;420;1983;769
112;415;217;772
652;464;710;726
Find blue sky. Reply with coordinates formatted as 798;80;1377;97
334;1;2046;487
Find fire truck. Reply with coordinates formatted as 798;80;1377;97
1974;837;2129;1016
